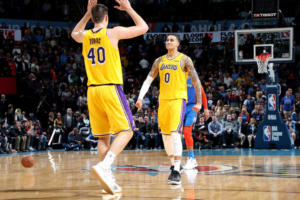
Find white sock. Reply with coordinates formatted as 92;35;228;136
170;156;175;166
174;160;181;172
102;151;116;168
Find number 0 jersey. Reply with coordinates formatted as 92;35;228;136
158;53;188;101
82;28;123;86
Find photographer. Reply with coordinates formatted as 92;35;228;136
286;118;296;145
292;104;300;148
194;116;210;149
0;120;9;153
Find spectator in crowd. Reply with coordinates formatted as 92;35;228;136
208;115;223;147
9;121;27;152
149;116;161;149
85;133;98;151
280;88;295;119
214;100;224;122
251;106;263;122
63;108;76;142
47;112;55;136
222;89;231;105
222;114;236;147
14;108;26;122
239;108;250;125
292;104;300;148
54;112;63;128
134;116;146;150
0;94;8;119
64;127;81;151
247;118;257;148
229;89;241;112
140;116;154;149
0;120;9;153
244;94;255;113
234;116;245;147
194;116;210;149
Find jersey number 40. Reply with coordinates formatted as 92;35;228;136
87;47;106;65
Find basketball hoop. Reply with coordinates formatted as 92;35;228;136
255;53;271;74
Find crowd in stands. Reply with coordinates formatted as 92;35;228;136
0;21;300;154
1;0;256;22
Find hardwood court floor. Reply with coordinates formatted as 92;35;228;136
0;149;300;200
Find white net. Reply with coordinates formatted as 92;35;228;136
255;55;271;74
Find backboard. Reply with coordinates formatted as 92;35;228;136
234;27;293;64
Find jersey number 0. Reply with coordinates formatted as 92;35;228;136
87;47;106;65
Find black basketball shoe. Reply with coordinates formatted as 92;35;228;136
168;170;181;185
170;165;183;173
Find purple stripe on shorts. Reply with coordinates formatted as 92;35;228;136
116;85;135;130
178;100;186;133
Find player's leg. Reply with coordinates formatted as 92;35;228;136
105;85;134;157
97;136;110;161
162;134;174;166
159;100;175;166
93;85;134;194
87;86;118;194
160;99;186;185
183;105;197;169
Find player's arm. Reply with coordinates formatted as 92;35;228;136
184;55;202;112
109;0;148;41
201;87;210;120
135;57;161;110
71;0;97;43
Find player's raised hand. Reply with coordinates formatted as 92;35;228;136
192;103;202;113
135;99;143;110
114;0;132;11
87;0;97;14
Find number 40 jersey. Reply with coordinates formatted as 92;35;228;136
158;53;188;101
82;28;123;86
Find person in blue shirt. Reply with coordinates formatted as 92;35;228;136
183;77;209;170
280;88;295;119
85;133;98;150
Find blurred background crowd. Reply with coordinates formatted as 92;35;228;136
0;0;300;154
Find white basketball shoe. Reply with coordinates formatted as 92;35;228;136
183;158;197;170
91;162;115;195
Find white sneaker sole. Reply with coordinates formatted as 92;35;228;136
184;160;198;170
91;166;114;195
169;180;181;185
101;185;122;194
102;193;122;200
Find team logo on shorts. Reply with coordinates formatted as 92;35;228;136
112;164;237;176
268;94;276;111
263;126;272;142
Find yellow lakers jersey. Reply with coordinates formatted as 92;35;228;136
82;28;122;86
158;53;188;100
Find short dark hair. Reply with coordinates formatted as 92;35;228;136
91;4;108;24
167;34;180;43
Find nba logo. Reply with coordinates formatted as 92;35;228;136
263;126;271;142
268;94;276;111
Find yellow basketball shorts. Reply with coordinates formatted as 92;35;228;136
87;85;135;137
158;99;186;135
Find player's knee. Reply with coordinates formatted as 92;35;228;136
128;130;133;139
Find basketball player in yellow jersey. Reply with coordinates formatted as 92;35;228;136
71;0;148;194
136;34;203;185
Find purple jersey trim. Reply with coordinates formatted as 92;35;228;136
115;85;135;130
174;99;186;133
91;28;103;33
